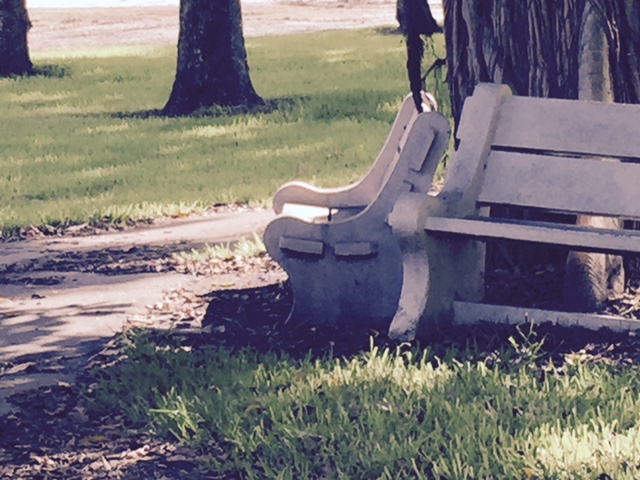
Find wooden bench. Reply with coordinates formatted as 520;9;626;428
263;94;450;328
388;83;640;341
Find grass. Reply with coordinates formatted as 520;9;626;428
87;325;640;479
0;29;449;237
171;233;266;264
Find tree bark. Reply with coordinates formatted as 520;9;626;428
401;0;442;111
163;0;262;116
444;0;640;123
0;0;32;77
564;0;624;312
443;0;586;125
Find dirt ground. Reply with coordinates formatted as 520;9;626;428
27;1;404;53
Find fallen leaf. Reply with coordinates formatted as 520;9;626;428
3;362;36;376
79;435;109;446
101;455;112;471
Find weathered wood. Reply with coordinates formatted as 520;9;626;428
492;96;640;160
454;301;640;333
479;151;640;218
425;216;640;255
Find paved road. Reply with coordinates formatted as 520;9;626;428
0;209;275;414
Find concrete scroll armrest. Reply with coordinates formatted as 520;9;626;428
264;108;452;330
272;181;370;215
272;94;420;214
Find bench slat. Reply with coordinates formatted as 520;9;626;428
479;151;640;218
424;216;640;254
453;301;640;332
494;96;640;160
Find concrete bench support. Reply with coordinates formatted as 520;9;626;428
264;95;450;328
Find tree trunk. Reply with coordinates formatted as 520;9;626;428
443;0;640;311
0;0;32;77
397;0;441;35
401;0;442;111
163;0;263;116
564;0;624;312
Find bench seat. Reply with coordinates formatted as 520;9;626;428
388;83;640;340
425;217;640;255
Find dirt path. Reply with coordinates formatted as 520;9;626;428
0;210;279;412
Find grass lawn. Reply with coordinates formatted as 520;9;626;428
0;29;448;237
88;324;640;479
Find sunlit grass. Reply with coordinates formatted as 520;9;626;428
0;29;449;237
172;233;266;263
88;327;640;479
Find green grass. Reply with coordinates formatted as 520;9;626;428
87;326;640;479
0;30;448;237
172;233;266;263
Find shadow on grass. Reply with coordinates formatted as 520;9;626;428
109;89;398;121
1;64;69;80
186;279;640;366
111;97;299;120
375;26;404;36
32;64;69;79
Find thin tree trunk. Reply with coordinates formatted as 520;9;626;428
0;0;32;77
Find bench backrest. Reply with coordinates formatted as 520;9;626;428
451;83;640;220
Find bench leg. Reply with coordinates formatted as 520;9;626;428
389;234;485;341
264;217;403;329
389;225;485;341
387;246;430;341
423;235;485;329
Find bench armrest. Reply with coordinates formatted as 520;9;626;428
272;94;421;214
272;180;371;215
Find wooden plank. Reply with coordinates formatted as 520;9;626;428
478;151;640;218
454;301;640;332
424;216;640;254
279;236;324;256
493;95;640;160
